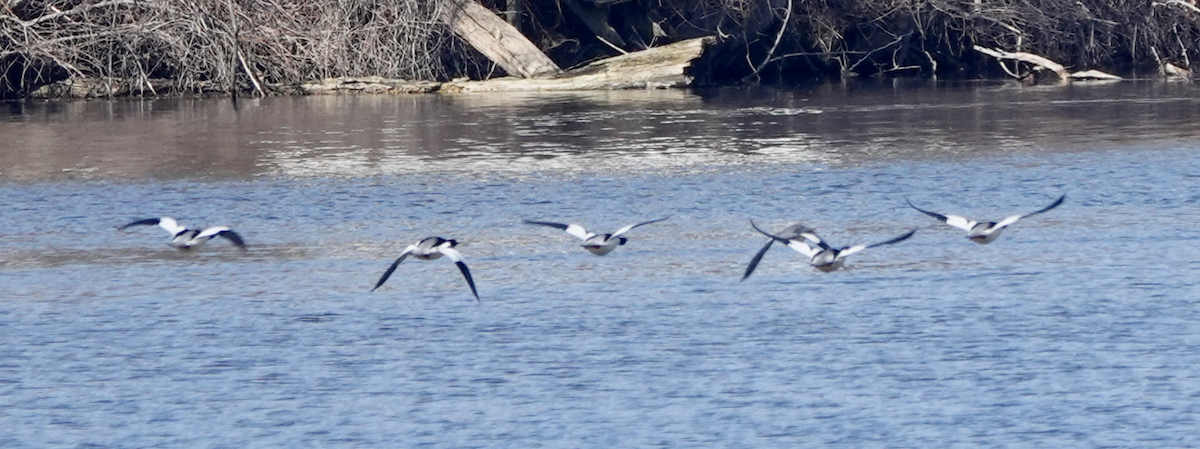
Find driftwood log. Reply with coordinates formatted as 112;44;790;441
974;46;1121;83
292;36;711;94
440;36;712;92
297;77;442;94
1151;46;1193;81
439;0;561;78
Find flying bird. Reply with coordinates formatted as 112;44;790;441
742;223;819;280
523;217;669;256
118;217;246;250
906;194;1065;244
372;237;479;302
746;220;916;274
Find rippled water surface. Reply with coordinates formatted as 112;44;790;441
3;81;1200;447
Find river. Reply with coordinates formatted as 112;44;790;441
2;80;1200;447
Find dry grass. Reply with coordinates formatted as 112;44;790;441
0;0;468;97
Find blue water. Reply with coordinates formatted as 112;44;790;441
3;82;1200;447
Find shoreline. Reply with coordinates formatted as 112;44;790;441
5;1;1198;100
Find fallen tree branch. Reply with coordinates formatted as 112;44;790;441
1067;70;1122;81
1151;46;1192;81
974;46;1123;82
848;32;910;73
442;36;712;92
237;50;266;97
596;36;629;55
974;45;1068;79
766;50;871;64
439;0;560;78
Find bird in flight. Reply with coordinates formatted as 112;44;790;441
523;217;670;256
742;222;819;280
371;237;479;302
118;217;246;250
906;194;1065;244
746;220;916;274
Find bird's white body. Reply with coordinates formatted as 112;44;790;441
777;230;901;272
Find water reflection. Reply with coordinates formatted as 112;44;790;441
2;81;1199;181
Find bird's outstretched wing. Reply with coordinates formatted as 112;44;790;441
743;222;820;280
524;220;590;240
611;217;670;238
906;199;975;231
996;194;1066;228
839;228;918;258
746;220;821;278
867;228;918;249
371;246;415;291
197;226;247;249
120;217;185;235
742;238;776;281
750;220;822;257
1028;194;1066;216
438;247;479;302
216;230;247;249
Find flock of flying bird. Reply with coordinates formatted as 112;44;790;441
118;194;1066;302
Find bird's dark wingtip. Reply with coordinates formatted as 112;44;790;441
455;261;480;303
118;218;160;231
749;220;790;244
905;198;948;222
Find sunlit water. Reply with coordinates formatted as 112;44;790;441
3;81;1200;447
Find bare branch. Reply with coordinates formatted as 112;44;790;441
743;0;792;83
974;45;1069;79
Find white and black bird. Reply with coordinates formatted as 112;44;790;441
523;217;670;256
746;220;916;274
742;223;819;280
118;217;246;250
372;237;479;302
906;194;1065;244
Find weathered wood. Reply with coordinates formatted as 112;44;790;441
1067;69;1123;81
1150;46;1192;81
439;0;560;78
974;46;1069;79
974;46;1122;82
440;36;713;92
298;77;441;94
1162;63;1192;81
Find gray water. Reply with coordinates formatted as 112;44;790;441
3;81;1200;447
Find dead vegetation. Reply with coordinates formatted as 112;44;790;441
629;0;1200;82
0;0;479;98
3;0;1200;98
